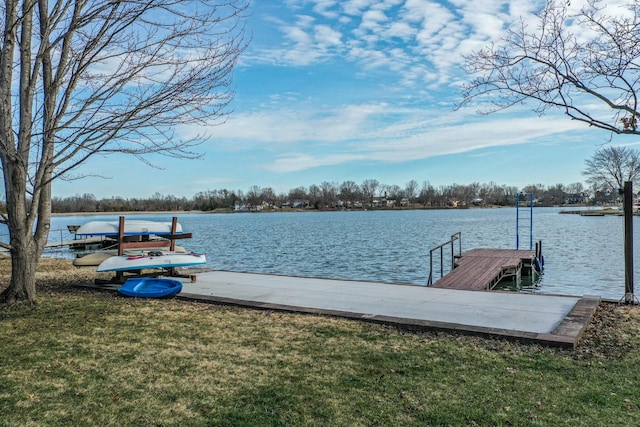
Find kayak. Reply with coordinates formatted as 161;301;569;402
75;220;183;236
72;246;187;267
96;251;206;272
117;277;183;298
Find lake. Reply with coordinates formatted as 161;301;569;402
7;207;637;300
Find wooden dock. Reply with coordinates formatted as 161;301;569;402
45;236;110;249
432;248;538;291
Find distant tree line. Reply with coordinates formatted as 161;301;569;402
49;179;604;213
43;143;640;213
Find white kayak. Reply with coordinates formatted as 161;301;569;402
73;246;187;267
96;251;206;272
75;220;183;236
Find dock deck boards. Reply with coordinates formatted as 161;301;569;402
432;248;537;290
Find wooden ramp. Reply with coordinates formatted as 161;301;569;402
432;248;537;291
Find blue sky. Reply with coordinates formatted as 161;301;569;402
54;0;636;199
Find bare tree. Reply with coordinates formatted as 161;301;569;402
522;183;545;196
460;0;640;135
339;180;360;208
308;184;321;208
385;184;404;207
320;181;338;209
0;0;248;303
583;146;640;191
360;179;379;208
288;186;308;201
418;181;436;207
546;183;568;205
261;187;277;207
246;185;263;208
566;182;585;195
404;180;419;207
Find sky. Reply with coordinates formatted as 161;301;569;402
53;0;639;199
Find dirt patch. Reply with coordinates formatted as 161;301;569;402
0;256;107;293
573;301;640;359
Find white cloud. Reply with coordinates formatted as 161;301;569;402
314;24;342;46
183;102;391;147
248;0;552;90
261;113;587;173
360;9;388;30
342;0;380;16
385;21;415;40
263;152;368;172
312;0;339;18
184;96;589;174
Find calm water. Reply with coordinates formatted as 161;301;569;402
9;207;638;299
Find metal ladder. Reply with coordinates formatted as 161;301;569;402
516;192;534;250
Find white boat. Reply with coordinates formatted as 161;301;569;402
75;220;183;236
96;251;206;272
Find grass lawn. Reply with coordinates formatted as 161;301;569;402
1;258;639;426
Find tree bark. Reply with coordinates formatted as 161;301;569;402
0;161;50;303
2;239;38;304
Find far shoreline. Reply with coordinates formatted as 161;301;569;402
50;206;496;217
49;204;600;217
51;210;207;217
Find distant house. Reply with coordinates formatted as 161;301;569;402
281;199;309;209
472;198;484;206
564;192;588;204
234;203;262;212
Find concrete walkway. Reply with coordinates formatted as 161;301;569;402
178;271;600;348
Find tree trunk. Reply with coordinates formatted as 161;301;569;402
0;162;50;304
1;239;39;303
0;207;49;303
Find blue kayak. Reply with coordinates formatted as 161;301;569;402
117;278;183;298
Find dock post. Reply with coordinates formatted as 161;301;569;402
623;181;635;304
117;216;125;256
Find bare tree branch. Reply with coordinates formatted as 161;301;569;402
460;0;640;136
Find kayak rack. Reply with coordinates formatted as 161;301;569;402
96;216;196;285
116;216;192;255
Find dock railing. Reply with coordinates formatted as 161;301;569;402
427;232;462;285
0;228;100;256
